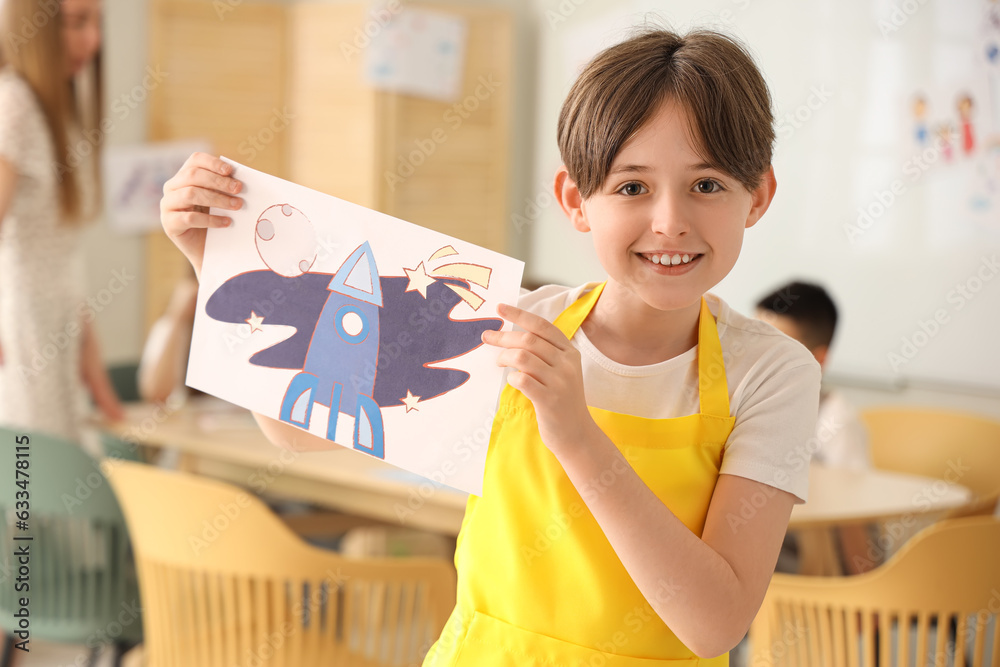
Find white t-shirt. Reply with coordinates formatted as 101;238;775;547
812;390;871;470
519;283;822;503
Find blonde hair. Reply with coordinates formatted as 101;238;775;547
558;28;774;199
1;0;103;224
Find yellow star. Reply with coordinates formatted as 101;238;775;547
400;390;421;412
245;311;265;333
403;261;436;298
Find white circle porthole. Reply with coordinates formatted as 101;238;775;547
336;305;370;343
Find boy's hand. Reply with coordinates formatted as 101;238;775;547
160;152;244;278
482;304;597;457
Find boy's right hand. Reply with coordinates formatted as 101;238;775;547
160;152;244;278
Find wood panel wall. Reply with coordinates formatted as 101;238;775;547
145;0;512;331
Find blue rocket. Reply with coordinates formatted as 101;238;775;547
279;242;385;457
205;242;503;462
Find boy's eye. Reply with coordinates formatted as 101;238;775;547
618;182;647;196
695;179;723;194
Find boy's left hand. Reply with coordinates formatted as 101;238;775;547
482;304;596;456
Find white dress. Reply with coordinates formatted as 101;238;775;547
0;67;92;443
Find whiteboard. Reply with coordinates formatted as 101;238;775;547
526;0;1000;393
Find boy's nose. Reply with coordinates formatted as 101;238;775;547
649;195;690;238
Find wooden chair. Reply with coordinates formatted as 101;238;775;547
106;461;456;667
861;407;1000;517
751;516;1000;667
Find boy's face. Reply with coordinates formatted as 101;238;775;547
563;99;775;315
756;310;828;367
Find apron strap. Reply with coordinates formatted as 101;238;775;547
552;283;731;420
696;298;731;420
553;282;605;339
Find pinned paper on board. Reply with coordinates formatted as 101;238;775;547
364;6;467;102
103;140;211;233
189;159;523;495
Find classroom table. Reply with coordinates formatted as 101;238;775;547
102;398;469;536
101;399;973;542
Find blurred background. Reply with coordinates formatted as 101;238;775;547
3;0;1000;665
87;0;1000;415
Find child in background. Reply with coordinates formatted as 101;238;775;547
138;273;199;404
159;28;821;665
756;280;876;575
755;281;871;471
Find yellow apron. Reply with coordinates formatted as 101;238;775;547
426;283;736;666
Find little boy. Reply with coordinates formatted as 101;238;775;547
160;27;822;665
757;280;876;575
756;281;871;470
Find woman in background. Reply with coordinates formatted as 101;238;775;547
0;0;123;446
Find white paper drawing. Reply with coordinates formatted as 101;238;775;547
189;158;523;495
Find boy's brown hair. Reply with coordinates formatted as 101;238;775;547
557;28;774;198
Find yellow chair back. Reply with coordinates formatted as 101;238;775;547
107;461;456;667
751;516;1000;666
861;407;1000;514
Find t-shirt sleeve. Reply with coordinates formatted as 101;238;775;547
815;393;872;470
0;74;31;170
718;360;822;503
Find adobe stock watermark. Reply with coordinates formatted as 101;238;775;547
339;0;403;61
511;178;558;236
4;0;58;54
887;254;999;373
545;0;589;29
393;409;496;523
844;136;948;243
877;0;930;37
726;410;845;533
849;458;970;571
55;600;143;667
751;620;809;666
595;603;658;658
521;458;629;565
60;397;184;515
383;74;502;192
237;107;296;163
189;446;303;555
14;268;136;383
717;0;753;24
56;66;169;182
775;85;834;142
106;396;184;462
222;234;340;354
233;568;351;666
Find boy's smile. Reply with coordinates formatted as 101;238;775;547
558;98;776;330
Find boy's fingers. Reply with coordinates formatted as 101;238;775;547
162;207;231;233
166;185;242;213
496;350;550;387
497;303;569;349
164;164;242;198
483;329;560;366
185;151;232;176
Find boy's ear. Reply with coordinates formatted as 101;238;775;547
745;165;777;229
554;166;590;232
812;344;829;369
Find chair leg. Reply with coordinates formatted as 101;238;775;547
86;644;101;667
0;633;14;667
113;640;139;667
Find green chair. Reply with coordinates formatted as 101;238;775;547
98;430;146;464
0;427;142;667
106;361;142;404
